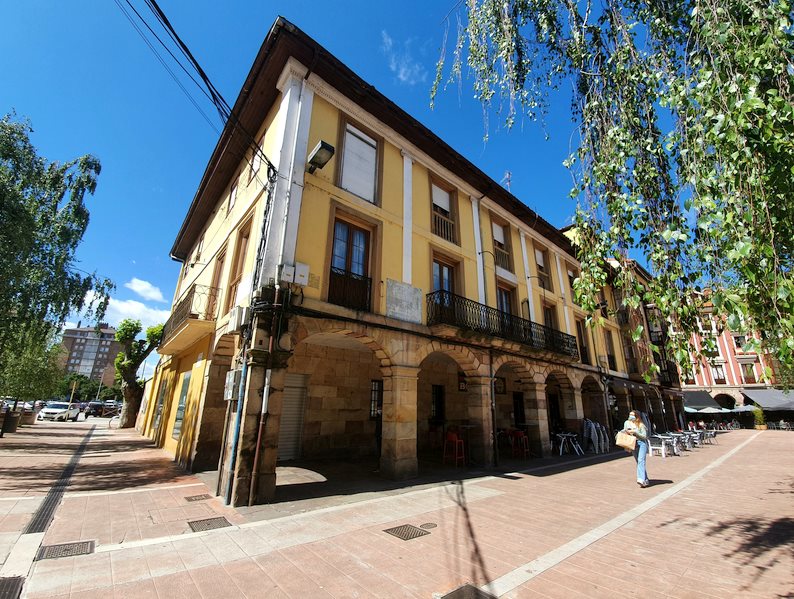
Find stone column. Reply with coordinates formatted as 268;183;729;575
381;365;419;479
525;382;550;456
564;388;584;430
465;377;493;467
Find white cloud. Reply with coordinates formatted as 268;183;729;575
82;290;170;332
381;30;428;86
124;278;166;302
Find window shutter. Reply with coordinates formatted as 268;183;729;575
341;125;377;202
431;184;451;212
535;249;545;268
492;222;505;244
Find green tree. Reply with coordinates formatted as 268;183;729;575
56;373;100;404
0;331;64;406
114;319;163;428
434;0;793;380
0;113;113;371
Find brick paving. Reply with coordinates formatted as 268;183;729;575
0;419;791;598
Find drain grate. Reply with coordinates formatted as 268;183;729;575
184;494;212;503
419;522;438;530
383;524;430;541
36;541;95;561
0;577;24;599
188;516;231;532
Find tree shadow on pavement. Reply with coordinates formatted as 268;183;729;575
704;515;794;594
444;480;493;593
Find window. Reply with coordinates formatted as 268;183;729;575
432;258;455;293
431;182;456;243
171;371;192;440
604;330;617;370
492;222;511;271
576;319;590;365
431;384;445;423
513;392;526;427
250;133;265;180
340;123;377;202
497;286;514;315
328;219;371;311
567;268;577;293
226;221;251;314
194;234;204;264
711;364;726;385
542;304;558;331
740;363;756;384
733;335;747;351
227;179;238;213
208;248;226;318
370;380;383;418
535;248;552;292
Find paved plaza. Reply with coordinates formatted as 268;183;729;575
0;420;791;598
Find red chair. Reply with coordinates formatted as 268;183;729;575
443;431;465;467
511;430;530;458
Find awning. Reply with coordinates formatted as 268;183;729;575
741;388;794;411
683;390;722;410
732;405;756;413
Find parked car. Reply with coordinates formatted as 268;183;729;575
37;402;80;422
84;401;106;417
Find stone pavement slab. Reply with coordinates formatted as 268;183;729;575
3;418;792;598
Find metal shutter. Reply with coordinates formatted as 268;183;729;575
277;374;308;461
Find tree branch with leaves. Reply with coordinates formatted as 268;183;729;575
114;319;163;428
434;0;794;381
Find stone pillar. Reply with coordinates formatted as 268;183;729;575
191;357;232;472
563;388;584;431
525;382;550;456
465;377;493;467
381;366;419;480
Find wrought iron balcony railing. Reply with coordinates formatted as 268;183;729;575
432;210;457;244
658;360;681;386
493;246;512;271
328;267;372;312
426;290;579;359
160;284;220;346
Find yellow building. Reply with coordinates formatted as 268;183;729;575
141;18;682;506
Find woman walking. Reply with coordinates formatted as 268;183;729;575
624;410;650;487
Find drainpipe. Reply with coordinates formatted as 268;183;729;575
489;349;499;467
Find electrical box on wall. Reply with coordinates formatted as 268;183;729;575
227;306;250;333
224;369;242;401
294;262;309;286
280;264;295;284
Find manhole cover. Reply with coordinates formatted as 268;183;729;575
0;576;24;599
420;523;437;530
383;524;430;541
36;541;95;561
184;494;212;502
188;516;231;532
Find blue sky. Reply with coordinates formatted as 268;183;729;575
2;1;578;336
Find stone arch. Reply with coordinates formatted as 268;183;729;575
580;375;606;424
413;340;482;377
545;370;576;433
713;393;736;410
491;354;535;385
288;318;394;377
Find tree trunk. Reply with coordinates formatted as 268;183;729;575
120;381;143;429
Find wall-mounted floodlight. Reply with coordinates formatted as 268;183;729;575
306;140;335;173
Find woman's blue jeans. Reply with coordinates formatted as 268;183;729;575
633;439;649;483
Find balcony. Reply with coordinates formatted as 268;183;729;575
159;284;220;354
328;267;371;312
426;290;579;360
432;210;457;244
493;246;512;271
658;360;681;387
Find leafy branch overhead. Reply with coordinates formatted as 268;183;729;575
114;319;163;428
434;0;794;379
0;113;113;366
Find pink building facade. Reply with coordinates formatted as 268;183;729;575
682;317;776;408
